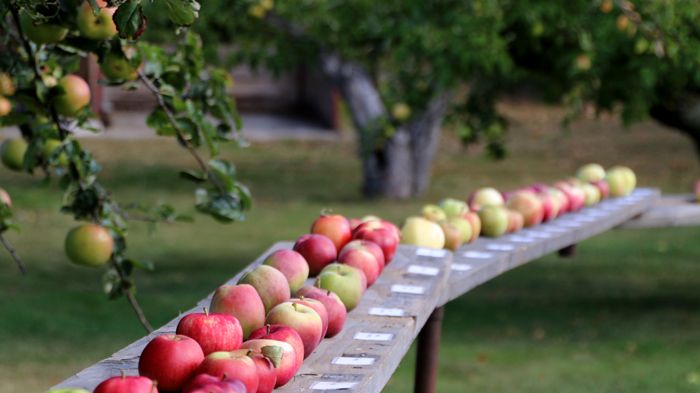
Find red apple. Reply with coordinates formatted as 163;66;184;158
506;209;524;233
507;190;544;227
262;249;309;294
293;234;337;276
239;265;290;313
138;334;204;392
311;214;352;252
183;373;246;393
250;352;277;393
210;284;266;339
240;339;300;388
94;375;158;393
295;286;347;338
292;297;329;338
349;218;362;231
338;241;382;286
248;324;305;369
462;211;481;242
537;192;560;222
265;301;323;358
176;311;243;355
193;350;258;393
549;187;570;216
352;221;398;263
592;179;610;199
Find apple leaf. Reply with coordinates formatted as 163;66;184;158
261;345;283;368
113;0;147;39
163;0;200;26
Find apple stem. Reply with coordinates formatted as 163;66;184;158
266;324;271;335
292;302;299;311
203;306;209;316
120;370;125;379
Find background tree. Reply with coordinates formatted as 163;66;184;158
144;0;699;199
0;0;251;331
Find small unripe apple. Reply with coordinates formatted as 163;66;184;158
100;53;139;81
19;11;68;44
1;138;28;171
0;96;11;117
64;224;114;267
54;75;91;117
392;102;411;121
0;73;16;96
0;188;12;207
600;0;613;13
77;0;118;40
42;139;69;166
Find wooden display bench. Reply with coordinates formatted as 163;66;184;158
51;188;660;392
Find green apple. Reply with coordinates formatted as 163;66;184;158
438;198;468;219
606;166;636;197
77;1;118;40
448;217;472;243
400;216;445;249
100;53;139;81
577;163;606;182
439;221;463;251
43;139;69;166
468;187;504;210
64;224;114;267
582;183;601;206
54;75;91;117
19;11;68;44
1;138;27;171
477;205;509;237
0;96;11;117
392;102;411;121
315;263;365;311
421;204;446;222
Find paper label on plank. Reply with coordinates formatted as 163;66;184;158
508;235;535;243
541;226;569;233
407;265;440;276
369;307;406;317
332;356;376;366
391;284;425;295
451;263;472;271
416;247;447;258
523;231;553;239
311;381;358;390
486;243;515;251
354;332;394;341
463;250;493;259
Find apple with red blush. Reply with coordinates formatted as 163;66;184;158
240;339;300;388
293;234;337;276
265;301;323;358
138;334;204;392
311;213;352;252
352;221;398;263
295;286;347;338
94;375;158;393
210;284;266;339
176;310;243;355
193;350;259;393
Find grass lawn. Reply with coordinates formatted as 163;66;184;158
1;102;700;392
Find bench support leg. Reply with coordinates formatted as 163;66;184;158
414;306;445;393
558;244;577;257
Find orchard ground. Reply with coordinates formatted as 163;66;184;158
2;102;700;392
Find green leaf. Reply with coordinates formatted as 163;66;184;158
179;169;207;183
113;0;146;39
163;0;200;26
146;108;175;136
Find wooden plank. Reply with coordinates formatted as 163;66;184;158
618;194;700;229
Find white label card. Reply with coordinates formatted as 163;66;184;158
451;263;472;272
311;381;358;390
524;231;553;239
407;265;440;276
332;357;376;366
556;221;582;228
542;226;568;233
369;307;405;317
463;251;493;259
391;284;425;295
486;243;515;251
416;248;447;258
508;235;535;243
354;332;394;341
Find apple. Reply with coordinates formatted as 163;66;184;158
47;390;90;393
439;220;463;251
577;163;606;182
54;75;91;117
549;186;570;216
210;284;266;339
506;209;524;233
183;374;246;393
468;187;504;210
338;240;382;286
1;138;27;171
176;311;243;355
94;375;158;393
0;188;12;207
349;217;362;231
42;139;69;167
448;217;472;244
250;352;277;393
101;53;139;81
266;301;323;358
295;286;347;338
193;350;258;393
554;182;585;212
64;224;114;267
316;263;365;311
19;11;68;44
536;192;557;222
311;213;352;252
263;249;309;294
291;296;329;338
138;334;204;392
507;190;544;227
77;0;118;40
582;183;601;206
606;166;636;197
240;339;300;388
462;211;481;242
0;96;11;117
392;102;411;121
438;198;468;219
477;205;509;237
400;216;445;249
353;220;399;263
422;204;447;222
0;73;16;96
293;233;337;276
248;324;305;369
592;179;610;199
239;265;290;313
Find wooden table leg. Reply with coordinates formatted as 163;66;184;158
558;244;577;257
414;306;445;393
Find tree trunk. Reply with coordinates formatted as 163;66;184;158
322;56;450;198
650;91;700;157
